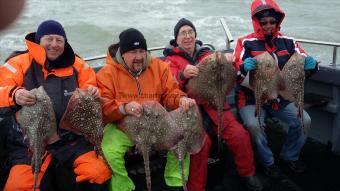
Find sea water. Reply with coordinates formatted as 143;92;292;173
0;0;339;65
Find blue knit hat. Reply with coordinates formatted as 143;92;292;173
35;20;67;43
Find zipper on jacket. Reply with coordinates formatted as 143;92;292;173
135;76;142;96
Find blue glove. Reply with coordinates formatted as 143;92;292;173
304;55;317;70
243;57;257;72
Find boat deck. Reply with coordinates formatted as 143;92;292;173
1;114;340;191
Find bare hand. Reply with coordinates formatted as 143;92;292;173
183;65;199;78
87;85;100;98
179;97;196;111
125;101;143;117
14;88;36;106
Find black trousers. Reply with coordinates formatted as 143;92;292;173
40;157;109;191
0;116;14;191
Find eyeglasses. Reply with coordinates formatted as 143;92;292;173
178;30;195;37
259;19;277;26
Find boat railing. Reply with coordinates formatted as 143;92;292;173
294;39;340;66
219;18;234;50
85;43;216;63
84;46;166;62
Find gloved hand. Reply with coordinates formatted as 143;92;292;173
73;151;112;184
304;55;317;70
243;57;257;72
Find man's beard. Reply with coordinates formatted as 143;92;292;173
131;59;144;73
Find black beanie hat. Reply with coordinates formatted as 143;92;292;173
119;28;147;55
174;18;196;40
255;9;279;21
35;20;67;43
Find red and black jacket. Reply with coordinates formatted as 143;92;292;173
164;40;234;132
163;39;212;91
233;0;318;109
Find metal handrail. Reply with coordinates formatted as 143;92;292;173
84;46;166;62
295;39;340;47
219;17;234;50
84;54;106;62
84;44;215;62
295;39;340;66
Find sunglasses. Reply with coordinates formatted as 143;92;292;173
260;20;277;26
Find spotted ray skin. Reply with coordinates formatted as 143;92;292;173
280;53;306;133
250;52;283;127
187;51;236;149
17;86;57;191
59;88;109;168
120;101;183;191
169;104;205;191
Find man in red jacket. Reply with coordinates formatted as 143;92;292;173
164;18;263;191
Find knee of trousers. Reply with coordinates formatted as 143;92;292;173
102;124;132;160
243;122;263;139
227;127;251;145
102;144;128;161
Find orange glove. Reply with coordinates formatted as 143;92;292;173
73;151;112;184
4;153;52;191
